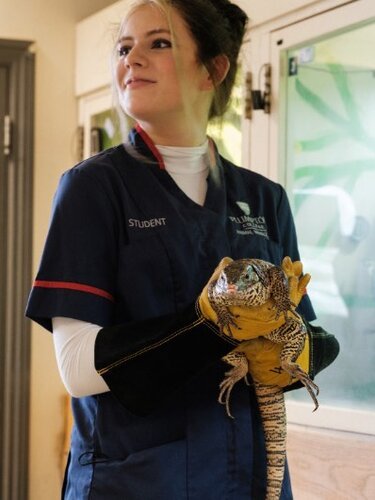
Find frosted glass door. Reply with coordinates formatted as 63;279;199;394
284;20;375;411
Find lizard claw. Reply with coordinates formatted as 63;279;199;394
218;351;249;418
218;376;236;418
218;317;239;337
220;324;233;337
215;307;240;337
282;362;320;411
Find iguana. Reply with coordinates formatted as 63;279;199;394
208;258;319;500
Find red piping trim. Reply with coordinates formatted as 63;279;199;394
34;280;115;302
207;137;217;169
135;123;165;170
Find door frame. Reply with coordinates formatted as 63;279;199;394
0;38;35;500
247;0;359;179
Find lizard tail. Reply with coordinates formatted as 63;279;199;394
254;382;287;500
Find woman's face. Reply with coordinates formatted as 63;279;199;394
116;3;213;129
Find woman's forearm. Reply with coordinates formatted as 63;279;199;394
52;317;110;397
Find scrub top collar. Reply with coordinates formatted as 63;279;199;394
129;124;217;172
130;123;166;169
127;124;225;215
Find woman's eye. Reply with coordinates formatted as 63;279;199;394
118;45;131;57
152;38;172;49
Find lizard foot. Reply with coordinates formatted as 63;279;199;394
218;351;249;418
282;361;320;411
217;310;240;337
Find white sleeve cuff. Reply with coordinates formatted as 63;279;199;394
52;316;110;398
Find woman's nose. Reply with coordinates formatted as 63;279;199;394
125;46;147;68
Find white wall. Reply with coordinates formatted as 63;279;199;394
237;0;320;25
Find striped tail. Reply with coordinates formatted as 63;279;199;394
254;382;287;500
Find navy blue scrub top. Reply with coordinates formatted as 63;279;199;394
26;126;315;499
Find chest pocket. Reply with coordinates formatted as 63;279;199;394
117;227;175;322
117;213;207;322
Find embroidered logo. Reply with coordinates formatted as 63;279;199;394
230;201;269;238
128;218;167;229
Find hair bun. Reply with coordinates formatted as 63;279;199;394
212;0;248;26
209;0;248;41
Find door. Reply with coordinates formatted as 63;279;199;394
0;40;34;500
265;3;375;497
269;0;375;435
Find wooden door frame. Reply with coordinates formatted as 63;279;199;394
0;38;34;500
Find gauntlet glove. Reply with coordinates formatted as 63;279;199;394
198;256;312;387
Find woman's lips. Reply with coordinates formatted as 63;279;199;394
126;78;156;89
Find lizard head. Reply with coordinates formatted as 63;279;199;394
215;259;263;297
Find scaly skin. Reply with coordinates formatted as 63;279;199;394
209;258;319;500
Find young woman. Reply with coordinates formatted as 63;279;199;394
26;1;338;498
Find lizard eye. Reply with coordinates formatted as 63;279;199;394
244;266;257;281
245;267;259;282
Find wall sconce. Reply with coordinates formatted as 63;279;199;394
245;64;271;118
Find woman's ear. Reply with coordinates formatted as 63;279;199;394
213;54;230;85
202;54;230;90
